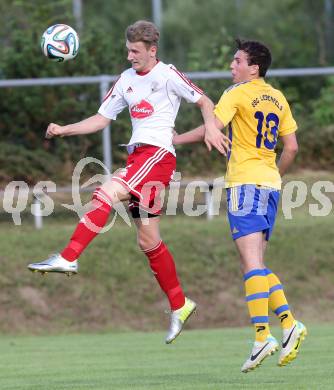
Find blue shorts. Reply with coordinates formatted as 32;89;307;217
226;185;280;241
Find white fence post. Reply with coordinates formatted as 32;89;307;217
32;195;43;229
100;77;112;173
205;185;214;220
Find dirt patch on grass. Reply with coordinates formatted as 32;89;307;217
18;286;50;315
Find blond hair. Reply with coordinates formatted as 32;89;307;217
126;20;160;49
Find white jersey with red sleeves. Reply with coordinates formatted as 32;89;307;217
98;61;203;155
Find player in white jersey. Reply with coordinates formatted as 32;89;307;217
28;20;230;343
99;61;205;156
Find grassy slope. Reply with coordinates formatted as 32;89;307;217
0;204;333;333
0;325;332;390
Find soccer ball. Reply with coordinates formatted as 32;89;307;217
41;24;79;62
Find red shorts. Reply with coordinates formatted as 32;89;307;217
112;145;176;216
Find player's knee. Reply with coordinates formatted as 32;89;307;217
137;235;160;252
92;184;127;208
92;188;113;212
137;236;151;251
240;261;250;275
101;179;130;204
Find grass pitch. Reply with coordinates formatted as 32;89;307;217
0;324;332;390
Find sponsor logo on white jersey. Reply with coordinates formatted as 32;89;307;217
130;100;154;119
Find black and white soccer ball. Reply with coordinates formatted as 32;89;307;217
41;24;79;62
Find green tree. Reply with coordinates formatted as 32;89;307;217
0;0;133;183
0;0;333;183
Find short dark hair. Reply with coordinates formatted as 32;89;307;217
126;20;160;49
236;38;272;77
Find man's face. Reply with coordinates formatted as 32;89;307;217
126;40;157;73
230;50;259;83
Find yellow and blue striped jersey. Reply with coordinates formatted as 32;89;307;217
214;78;297;189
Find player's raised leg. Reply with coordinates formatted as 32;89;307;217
134;216;196;344
265;268;307;366
27;179;130;275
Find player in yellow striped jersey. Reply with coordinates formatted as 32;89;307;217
174;39;306;372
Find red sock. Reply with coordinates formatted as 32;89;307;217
61;188;112;261
143;241;185;310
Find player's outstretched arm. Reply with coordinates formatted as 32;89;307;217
45;113;111;139
173;125;205;145
277;132;299;176
204;115;231;156
196;95;230;155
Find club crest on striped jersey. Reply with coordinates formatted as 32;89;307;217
130;100;154;119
